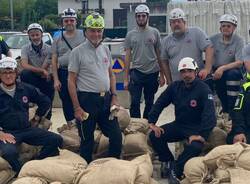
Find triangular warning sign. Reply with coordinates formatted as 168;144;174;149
112;59;123;69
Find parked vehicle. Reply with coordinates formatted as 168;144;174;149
0;31;21;40
5;32;53;59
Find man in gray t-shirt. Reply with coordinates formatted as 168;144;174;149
161;8;213;82
242;44;250;72
210;14;244;114
124;4;168;119
51;8;85;125
68;13;122;163
20;23;54;120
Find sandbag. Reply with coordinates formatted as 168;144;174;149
203;127;227;153
93;130;102;154
12;177;48;184
228;168;250;184
183;156;207;183
203;143;245;170
117;108;130;131
123;132;151;159
60;124;80;152
94;133;125;159
18;143;40;164
149;178;159;184
214;168;230;183
18;150;87;184
131;154;153;184
125;118;149;135
0;169;16;184
237;146;250;170
0;157;11;171
75;158;139;184
180;178;191;184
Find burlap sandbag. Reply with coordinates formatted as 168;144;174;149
124;118;149;135
227;168;250;184
203;143;245;170
237;146;250;170
117;108;130;131
60;124;80;152
0;157;11;171
19;150;87;183
131;154;153;184
183;156;207;183
18;143;41;164
149;178;159;184
180;178;192;184
214;168;230;183
123;132;151;159
12;177;48;184
94;133;125;159
75;158;138;184
203;127;227;153
0;169;16;184
93;130;102;153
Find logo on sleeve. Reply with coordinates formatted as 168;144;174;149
208;94;213;100
22;96;28;103
190;99;197;107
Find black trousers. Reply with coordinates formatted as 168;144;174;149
0;127;63;173
149;122;205;178
128;69;159;119
76;91;122;163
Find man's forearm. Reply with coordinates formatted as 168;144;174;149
204;46;214;73
52;54;59;81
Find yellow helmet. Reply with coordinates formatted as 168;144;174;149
84;12;105;29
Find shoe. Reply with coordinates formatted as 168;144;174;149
160;161;171;178
168;169;180;184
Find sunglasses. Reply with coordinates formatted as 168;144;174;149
136;14;147;18
63;19;75;23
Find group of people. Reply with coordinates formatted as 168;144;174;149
124;4;250;184
0;3;250;183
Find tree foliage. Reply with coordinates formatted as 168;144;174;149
0;0;58;31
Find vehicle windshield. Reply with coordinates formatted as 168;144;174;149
5;35;29;49
5;34;52;49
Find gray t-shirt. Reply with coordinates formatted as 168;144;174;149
161;27;211;81
51;29;85;67
68;39;111;93
242;44;250;62
210;33;244;68
124;26;161;74
21;43;51;67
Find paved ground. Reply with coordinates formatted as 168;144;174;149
50;84;175;183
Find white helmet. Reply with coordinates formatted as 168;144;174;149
169;8;186;20
219;14;237;26
135;4;150;14
0;57;17;70
178;57;198;71
61;8;77;19
27;23;43;33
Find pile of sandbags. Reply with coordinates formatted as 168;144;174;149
75;154;153;184
93;117;152;160
59;108;152;160
0;157;15;184
18;149;87;184
182;143;250;184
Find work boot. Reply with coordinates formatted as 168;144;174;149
160;161;172;178
168;168;180;184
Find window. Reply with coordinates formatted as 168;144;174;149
149;15;167;33
113;9;127;28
